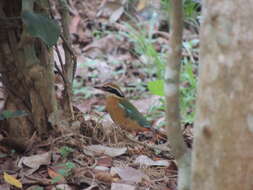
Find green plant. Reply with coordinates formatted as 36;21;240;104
115;3;199;124
51;162;76;184
180;58;197;123
161;0;201;23
147;57;197;124
118;21;166;78
58;161;75;176
183;0;200;21
146;97;166;129
147;80;164;96
58;146;74;158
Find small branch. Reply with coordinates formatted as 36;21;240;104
57;0;77;119
165;0;191;190
59;0;76;82
47;0;67;81
165;0;187;158
60;34;77;79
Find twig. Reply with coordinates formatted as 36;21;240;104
47;0;66;80
60;34;77;80
120;130;173;155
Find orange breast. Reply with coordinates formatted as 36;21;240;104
106;96;150;132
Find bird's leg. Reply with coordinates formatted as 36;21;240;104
136;130;153;141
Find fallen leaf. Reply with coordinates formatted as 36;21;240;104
110;167;147;183
84;184;99;190
84;145;127;157
48;167;66;184
26;185;44;190
95;171;117;183
19;152;51;171
82;35;121;58
3;172;22;189
94;166;109;171
134;155;170;167
111;183;136;190
97;156;113;167
97;1;122;18
56;184;72;190
0;184;10;190
109;6;124;23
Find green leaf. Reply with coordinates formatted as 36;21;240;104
21;10;60;47
51;175;63;184
58;146;74;157
58;169;68;177
147;80;164;96
0;110;29;120
65;161;75;169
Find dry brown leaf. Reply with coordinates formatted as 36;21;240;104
18;152;51;172
95;170;118;183
94;166;110;172
26;185;44;190
134;155;170;167
96;156;113;168
97;1;122;19
82;35;120;58
84;145;127;157
110;167;147;183
111;183;136;190
109;6;124;23
56;184;72;190
47;167;66;184
0;183;10;190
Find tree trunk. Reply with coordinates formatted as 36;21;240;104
192;1;253;189
0;1;57;143
165;1;191;190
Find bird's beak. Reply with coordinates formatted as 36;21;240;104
94;86;103;90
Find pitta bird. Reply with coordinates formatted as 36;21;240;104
95;83;166;140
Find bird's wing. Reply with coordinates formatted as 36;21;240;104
118;99;151;128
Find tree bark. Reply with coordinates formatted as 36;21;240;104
165;1;191;190
192;1;253;189
0;0;57;143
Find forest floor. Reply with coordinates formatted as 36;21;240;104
0;0;199;189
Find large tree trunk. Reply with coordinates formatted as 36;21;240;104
191;1;253;189
0;1;57;143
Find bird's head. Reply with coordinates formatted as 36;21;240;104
94;83;125;98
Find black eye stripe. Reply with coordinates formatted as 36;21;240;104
105;86;124;97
